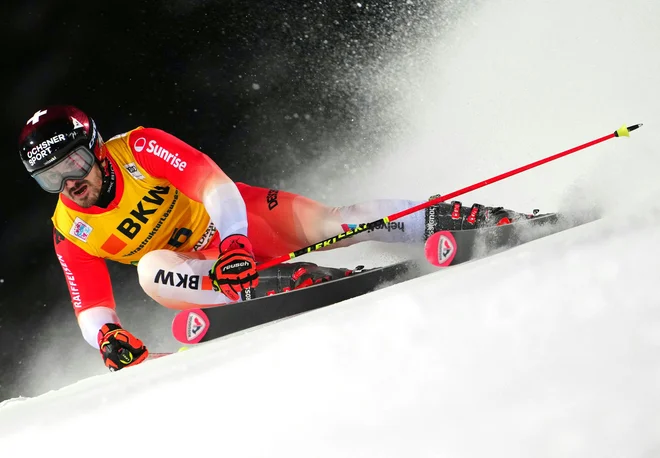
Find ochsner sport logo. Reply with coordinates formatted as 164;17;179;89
136;138;187;171
27;134;67;166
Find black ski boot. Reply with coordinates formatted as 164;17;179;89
256;262;365;296
423;195;538;241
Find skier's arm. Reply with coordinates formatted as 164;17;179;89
53;228;119;348
128;128;248;239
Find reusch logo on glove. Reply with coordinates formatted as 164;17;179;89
223;261;251;272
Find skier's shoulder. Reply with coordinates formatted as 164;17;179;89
107;126;184;154
105;126;146;146
105;126;153;164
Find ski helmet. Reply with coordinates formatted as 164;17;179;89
18;105;105;193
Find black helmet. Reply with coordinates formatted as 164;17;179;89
18;106;104;193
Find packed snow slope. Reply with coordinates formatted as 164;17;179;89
2;0;660;455
1;207;660;457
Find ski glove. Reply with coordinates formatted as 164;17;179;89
209;234;259;301
97;323;149;372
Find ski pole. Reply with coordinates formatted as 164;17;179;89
257;123;642;271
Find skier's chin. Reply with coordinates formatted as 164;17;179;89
67;185;100;208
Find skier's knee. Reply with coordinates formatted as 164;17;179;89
137;249;184;297
137;251;160;297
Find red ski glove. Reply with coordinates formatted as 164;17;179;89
97;323;149;372
209;234;259;301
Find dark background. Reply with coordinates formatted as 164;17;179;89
0;0;449;401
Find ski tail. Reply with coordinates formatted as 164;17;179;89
172;309;211;344
424;212;581;267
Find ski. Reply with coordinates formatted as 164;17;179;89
145;347;190;360
171;259;425;344
424;212;594;267
170;212;598;346
146;352;173;360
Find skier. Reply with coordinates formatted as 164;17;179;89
19;105;531;371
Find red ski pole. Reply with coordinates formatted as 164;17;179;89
257;123;642;271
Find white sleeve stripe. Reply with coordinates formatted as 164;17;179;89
202;182;248;239
222;221;249;236
77;307;120;349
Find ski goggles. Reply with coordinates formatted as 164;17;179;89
31;145;96;193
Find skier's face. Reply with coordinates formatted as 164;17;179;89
61;162;102;208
